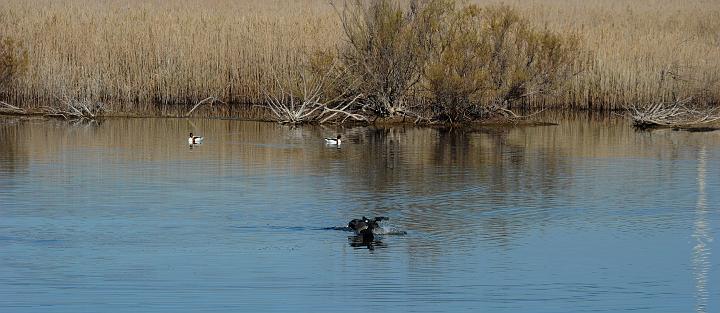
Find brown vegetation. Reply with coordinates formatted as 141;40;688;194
0;0;719;124
336;0;433;118
324;0;580;124
0;35;28;99
630;99;720;129
421;3;580;122
628;63;720;128
0;0;338;112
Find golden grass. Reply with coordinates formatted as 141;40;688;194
1;0;719;113
494;0;720;109
0;0;339;111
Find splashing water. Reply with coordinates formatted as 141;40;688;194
375;225;408;236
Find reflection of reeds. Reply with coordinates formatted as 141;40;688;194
1;0;719;112
4;115;719;255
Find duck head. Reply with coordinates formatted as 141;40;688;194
347;216;387;233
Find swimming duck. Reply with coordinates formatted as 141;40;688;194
324;134;342;145
359;228;374;242
188;132;204;145
347;216;388;235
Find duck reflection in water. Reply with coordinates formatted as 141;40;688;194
349;235;384;250
348;230;386;250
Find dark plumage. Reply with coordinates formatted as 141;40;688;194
345;216;391;250
359;228;374;242
347;216;388;235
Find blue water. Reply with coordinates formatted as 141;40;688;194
0;116;718;312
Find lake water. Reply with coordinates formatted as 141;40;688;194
0;115;718;313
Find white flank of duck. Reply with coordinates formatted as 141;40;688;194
188;132;204;145
324;134;342;145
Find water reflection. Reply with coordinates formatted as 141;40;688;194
0;117;29;175
693;146;710;313
348;236;386;251
0;114;718;313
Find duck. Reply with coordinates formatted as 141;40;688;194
188;132;204;145
324;134;342;145
359;228;374;242
347;216;388;235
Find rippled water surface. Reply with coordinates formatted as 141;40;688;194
1;115;718;313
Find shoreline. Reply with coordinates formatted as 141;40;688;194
2;109;718;131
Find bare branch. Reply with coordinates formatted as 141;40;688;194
629;99;720;128
186;96;224;117
1;101;26;114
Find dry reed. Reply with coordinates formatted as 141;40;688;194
1;0;719;114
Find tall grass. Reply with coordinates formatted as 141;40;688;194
0;0;719;114
0;0;339;112
499;0;720;110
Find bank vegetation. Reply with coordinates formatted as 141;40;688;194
1;0;719;127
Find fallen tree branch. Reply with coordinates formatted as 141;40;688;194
261;64;368;125
485;99;546;120
319;94;364;123
0;101;25;112
41;94;108;122
186;96;226;117
629;98;720;128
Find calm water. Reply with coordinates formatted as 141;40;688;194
0;115;718;313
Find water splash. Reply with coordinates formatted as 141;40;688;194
375;225;408;236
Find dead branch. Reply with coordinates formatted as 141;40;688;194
319;94;364;123
484;99;546;120
41;94;108;122
261;61;368;125
0;101;26;114
186;96;226;117
629;97;720;128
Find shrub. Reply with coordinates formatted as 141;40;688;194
424;4;580;122
337;0;439;117
336;1;580;122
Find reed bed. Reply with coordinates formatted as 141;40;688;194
1;0;719;115
503;0;720;110
0;0;339;112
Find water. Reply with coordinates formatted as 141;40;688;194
0;115;718;313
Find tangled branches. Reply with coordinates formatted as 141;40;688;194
40;94;108;123
630;97;720;128
630;64;720;128
262;60;367;125
263;79;366;124
2;96;107;123
1;97;107;125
